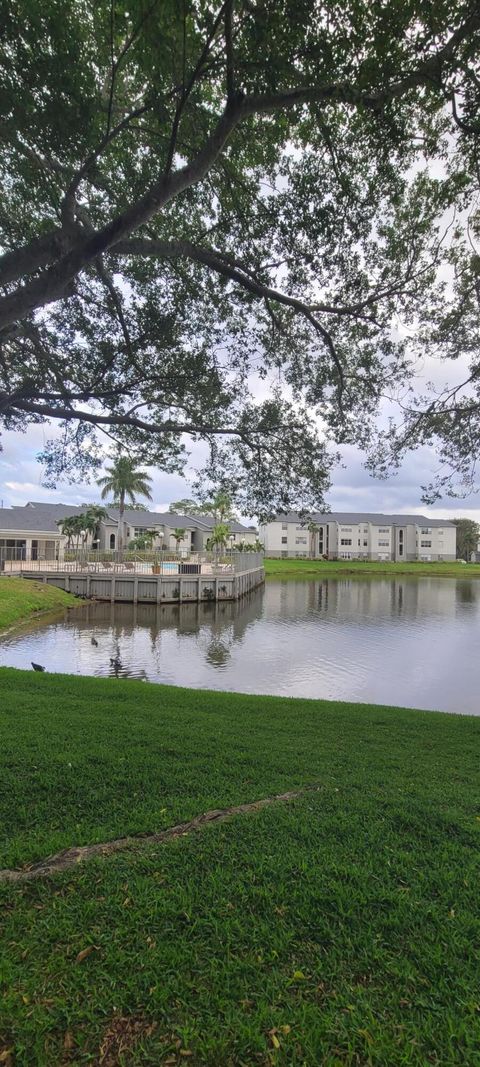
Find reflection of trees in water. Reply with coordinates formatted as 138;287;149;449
204;635;232;667
456;581;476;604
74;588;265;673
195;592;265;668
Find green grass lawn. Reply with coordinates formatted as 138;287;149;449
1;670;480;1065
0;577;76;631
264;557;480;579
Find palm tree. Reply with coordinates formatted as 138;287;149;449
128;529;156;551
207;522;230;554
58;514;86;553
97;456;153;553
208;491;235;523
57;515;79;550
172;528;186;551
82;505;108;549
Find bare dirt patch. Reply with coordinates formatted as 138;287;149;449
97;1016;158;1066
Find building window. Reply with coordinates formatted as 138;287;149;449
340;527;352;532
421;540;432;547
378;540;390;546
378;527;390;533
363;540;368;547
281;524;288;531
109;533;116;549
295;537;307;545
281;537;288;544
340;538;352;545
420;527;432;534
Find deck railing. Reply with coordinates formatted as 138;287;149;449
0;549;264;577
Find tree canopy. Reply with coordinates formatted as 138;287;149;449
1;1;480;515
452;517;480;560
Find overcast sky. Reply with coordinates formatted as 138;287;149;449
2;421;480;523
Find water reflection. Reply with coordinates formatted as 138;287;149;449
1;578;480;714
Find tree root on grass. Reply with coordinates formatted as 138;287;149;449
0;788;317;883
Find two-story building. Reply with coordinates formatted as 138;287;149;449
97;509;258;552
0;501;258;561
260;512;456;562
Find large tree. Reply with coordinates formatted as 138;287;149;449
1;1;480;514
452;518;480;560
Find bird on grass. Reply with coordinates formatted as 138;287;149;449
31;662;46;672
91;637;98;646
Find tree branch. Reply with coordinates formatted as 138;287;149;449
1;5;479;331
163;1;228;175
224;0;235;99
0;391;267;441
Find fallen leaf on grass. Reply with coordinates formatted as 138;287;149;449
63;1031;75;1050
0;1051;14;1065
75;945;99;963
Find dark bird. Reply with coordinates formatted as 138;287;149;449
31;662;46;672
91;637;98;646
110;656;122;669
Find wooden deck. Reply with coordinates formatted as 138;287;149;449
19;565;265;603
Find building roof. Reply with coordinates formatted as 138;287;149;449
1;502;257;535
0;505;73;533
103;509;199;529
270;511;455;528
180;514;256;533
104;509;256;533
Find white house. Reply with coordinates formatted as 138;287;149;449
260;512;456;562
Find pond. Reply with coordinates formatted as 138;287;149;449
1;576;479;714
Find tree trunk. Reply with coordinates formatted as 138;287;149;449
118;492;125;557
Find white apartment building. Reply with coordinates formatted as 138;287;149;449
260;512;456;562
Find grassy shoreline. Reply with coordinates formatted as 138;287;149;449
0;577;77;633
1;669;479;1065
264;556;480;578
